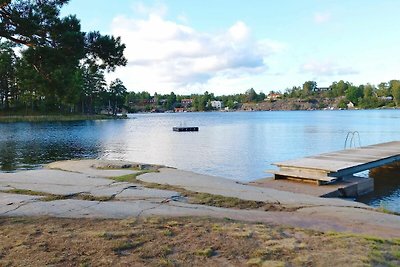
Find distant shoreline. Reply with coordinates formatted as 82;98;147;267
0;114;128;123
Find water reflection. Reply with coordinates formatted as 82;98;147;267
358;165;400;212
0;121;104;171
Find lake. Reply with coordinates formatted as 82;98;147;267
1;110;400;212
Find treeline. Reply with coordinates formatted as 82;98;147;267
285;80;400;109
0;0;127;115
125;79;400;112
125;88;265;112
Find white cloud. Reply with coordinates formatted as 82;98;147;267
314;12;331;24
132;2;168;17
109;13;283;94
300;60;358;76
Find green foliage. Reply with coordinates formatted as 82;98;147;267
302;81;317;97
358;96;386;109
345;85;363;105
109;78;127;115
330;80;349;97
337;99;348;109
0;1;127;114
0;0;70;47
377;82;390;97
390;80;400;106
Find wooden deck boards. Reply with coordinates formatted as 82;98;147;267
271;141;400;184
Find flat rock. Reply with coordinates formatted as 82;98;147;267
1;197;399;238
1;159;400;239
0;169;113;196
46;159;139;177
0;192;42;215
90;182;180;201
138;168;367;208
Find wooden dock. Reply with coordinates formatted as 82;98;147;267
270;141;400;185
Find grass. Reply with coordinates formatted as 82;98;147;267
2;189;50;197
1;189;113;202
110;172;297;211
375;203;400;216
112;171;156;183
195;247;215;258
0;114;127;123
0;216;399;266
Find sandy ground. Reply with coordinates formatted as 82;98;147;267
0;159;399;238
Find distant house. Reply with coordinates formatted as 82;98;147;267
266;92;282;101
314;87;331;92
347;101;355;109
210;100;223;109
181;98;193;107
142;99;153;105
380;96;393;101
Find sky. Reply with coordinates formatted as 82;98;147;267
62;0;400;95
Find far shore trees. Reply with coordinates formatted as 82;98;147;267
391;80;400;106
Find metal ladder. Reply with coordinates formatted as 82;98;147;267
344;131;361;149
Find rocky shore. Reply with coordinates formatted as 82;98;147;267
1;159;400;266
1;159;399;238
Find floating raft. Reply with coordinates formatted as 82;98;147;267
173;126;199;132
269;141;400;185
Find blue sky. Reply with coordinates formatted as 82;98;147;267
62;0;400;95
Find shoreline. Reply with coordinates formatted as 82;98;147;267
0;114;128;123
1;159;399;236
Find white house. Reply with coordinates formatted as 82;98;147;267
210;100;223;109
347;101;355;109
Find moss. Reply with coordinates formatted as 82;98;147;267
162;229;174;237
112;170;157;183
376;206;400;216
189;192;265;209
392;250;400;260
2;189;51;196
2;189;113;202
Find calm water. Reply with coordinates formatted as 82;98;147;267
1;110;400;211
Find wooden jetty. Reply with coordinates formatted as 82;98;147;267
173;126;199;132
269;141;400;185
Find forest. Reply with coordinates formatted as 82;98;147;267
0;0;127;115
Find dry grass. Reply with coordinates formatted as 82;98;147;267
0;216;399;266
1;189;113;202
111;173;296;211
